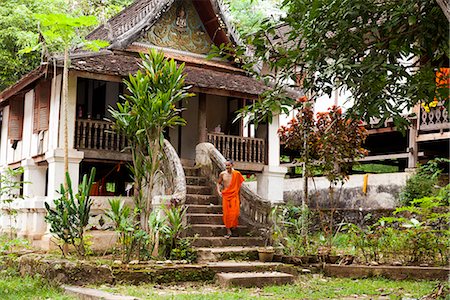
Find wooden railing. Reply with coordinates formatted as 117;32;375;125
207;133;265;164
75;119;128;151
419;102;449;132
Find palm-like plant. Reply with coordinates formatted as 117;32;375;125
45;168;96;257
109;49;193;232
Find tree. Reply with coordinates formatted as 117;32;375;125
227;0;449;128
23;13;108;178
109;50;192;232
0;0;132;92
279;102;367;241
0;0;66;91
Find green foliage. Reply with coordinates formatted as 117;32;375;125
0;235;30;253
21;12;107;55
226;0;284;34
105;199;195;262
0;269;74;300
279;105;368;184
214;0;449;129
44;168;96;257
169;237;197;262
0;167;28;238
0;0;65;91
348;185;450;266
400;158;450;205
97;274;439;299
109;49;192;231
75;0;133;23
271;205;316;256
0;0;119;92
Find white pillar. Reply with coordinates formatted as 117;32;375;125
45;148;84;200
18;159;47;239
257;114;286;204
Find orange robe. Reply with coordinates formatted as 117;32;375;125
222;170;245;229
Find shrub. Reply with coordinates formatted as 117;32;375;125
400;158;449;206
44;168;96;257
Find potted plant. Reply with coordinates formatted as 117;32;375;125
258;247;275;262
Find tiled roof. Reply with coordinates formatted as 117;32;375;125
69;52;268;97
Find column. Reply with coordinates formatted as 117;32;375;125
407;118;418;170
19;159;47;239
198;93;207;143
257;114;286;204
45;148;84;200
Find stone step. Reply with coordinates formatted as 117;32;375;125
207;261;296;275
192;237;265;247
186;194;219;205
63;286;138;300
186;224;249;237
186;185;212;195
183;167;200;177
216;271;294;288
187;213;223;224
196;246;261;262
186;176;208;186
186;204;222;214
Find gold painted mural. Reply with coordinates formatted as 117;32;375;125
140;0;213;54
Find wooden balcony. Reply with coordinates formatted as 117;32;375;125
207;133;266;172
418;101;449;132
417;102;450;142
75;119;131;161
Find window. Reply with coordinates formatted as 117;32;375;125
8;95;24;142
33;79;51;133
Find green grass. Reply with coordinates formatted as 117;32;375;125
95;275;442;299
352;163;399;174
0;269;74;300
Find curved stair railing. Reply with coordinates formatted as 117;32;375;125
195;142;272;233
152;140;186;207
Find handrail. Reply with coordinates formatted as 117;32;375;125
152;140;186;207
418;102;449;132
195;142;272;233
75;119;129;152
207;133;265;164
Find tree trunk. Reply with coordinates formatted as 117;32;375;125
62;47;70;186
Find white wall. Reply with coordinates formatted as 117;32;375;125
0;106;9;166
180;95;199;160
206;94;227;133
246;172;410;209
48;74;62;150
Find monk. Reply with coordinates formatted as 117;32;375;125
217;160;245;238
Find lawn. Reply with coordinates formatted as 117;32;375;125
95;275;444;299
0;269;74;300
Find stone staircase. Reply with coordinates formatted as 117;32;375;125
183;166;295;287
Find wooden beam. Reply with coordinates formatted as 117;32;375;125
416;132;450;142
234;161;264;172
358;152;424;162
81;149;132;162
190;86;259;100
0;68;45;104
367;127;397;135
7;161;21;169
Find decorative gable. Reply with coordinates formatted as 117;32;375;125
87;0;242;53
138;0;213;54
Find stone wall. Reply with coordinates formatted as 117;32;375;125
247;172;410;209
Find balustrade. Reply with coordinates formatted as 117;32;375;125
419;102;449;131
207;133;265;164
75;119;128;152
